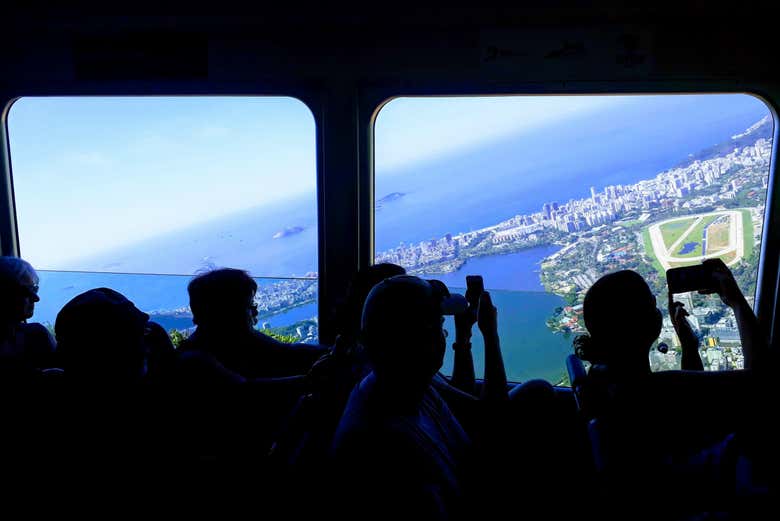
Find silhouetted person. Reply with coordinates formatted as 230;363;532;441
324;265;553;463
55;287;149;384
330;275;475;521
329;264;511;412
575;269;703;379
0;256;56;380
43;288;180;479
297;266;505;457
178;268;325;379
574;261;769;516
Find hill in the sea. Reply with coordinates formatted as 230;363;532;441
273;226;304;239
376;191;406;210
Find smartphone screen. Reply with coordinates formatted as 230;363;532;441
667;265;712;294
465;275;484;306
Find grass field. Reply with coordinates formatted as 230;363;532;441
617;219;642;228
741;209;754;257
675;215;719;258
706;222;730;253
660;219;694;250
642;227;665;276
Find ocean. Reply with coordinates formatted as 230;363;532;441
29;94;771;383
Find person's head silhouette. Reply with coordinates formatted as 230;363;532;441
575;269;661;375
337;263;406;342
0;256;40;326
361;275;465;394
188;268;258;332
55;288;149;383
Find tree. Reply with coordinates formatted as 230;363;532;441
169;329;189;348
265;331;299;344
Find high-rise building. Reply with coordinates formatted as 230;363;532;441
543;202;552;219
590;186;597;201
676;186;690;198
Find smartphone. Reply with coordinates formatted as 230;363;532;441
666;264;713;295
465;275;484;307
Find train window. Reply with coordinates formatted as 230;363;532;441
7;96;318;343
374;94;773;383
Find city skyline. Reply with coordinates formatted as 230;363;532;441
9;94;769;270
377;115;771;277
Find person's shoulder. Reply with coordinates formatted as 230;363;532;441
21;322;51;335
332;378;374;448
20;322;56;351
334;374;384;428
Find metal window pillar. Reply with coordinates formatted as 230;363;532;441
317;82;363;344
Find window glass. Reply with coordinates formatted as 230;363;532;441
375;94;772;383
8;97;318;343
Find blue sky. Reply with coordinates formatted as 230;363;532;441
7;94;769;269
375;95;628;171
9;97;316;267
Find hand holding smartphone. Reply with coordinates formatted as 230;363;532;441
666;266;707;361
454;275;483;342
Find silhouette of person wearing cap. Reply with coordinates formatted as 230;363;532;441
330;275;477;520
177;268;325;380
0;256;56;380
55;287;150;384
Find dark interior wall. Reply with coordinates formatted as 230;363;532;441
0;7;778;343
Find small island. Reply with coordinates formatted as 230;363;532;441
376;192;406;209
273;226;305;239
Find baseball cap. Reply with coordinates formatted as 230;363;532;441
55;287;150;343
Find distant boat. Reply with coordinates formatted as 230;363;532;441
273;226;305;239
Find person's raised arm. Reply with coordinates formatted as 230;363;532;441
702;259;767;370
669;300;704;371
478;292;508;401
451;298;477;395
